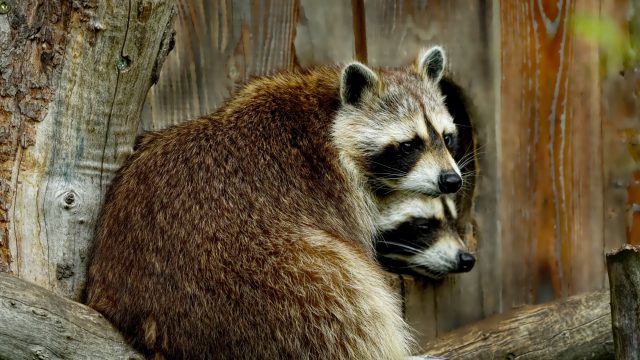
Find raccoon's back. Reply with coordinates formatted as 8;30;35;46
83;67;381;358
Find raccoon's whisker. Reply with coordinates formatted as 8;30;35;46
367;161;403;173
457;157;475;168
378;241;423;254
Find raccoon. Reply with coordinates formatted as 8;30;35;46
374;75;477;280
376;193;475;279
84;46;459;360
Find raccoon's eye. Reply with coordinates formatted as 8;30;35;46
443;134;454;149
414;218;440;230
399;140;416;155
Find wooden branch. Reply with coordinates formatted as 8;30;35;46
607;244;640;360
0;272;142;360
420;290;613;359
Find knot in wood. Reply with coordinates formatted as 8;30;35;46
61;191;79;209
0;1;10;15
116;56;132;72
56;262;75;280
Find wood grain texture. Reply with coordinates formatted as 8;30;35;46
141;0;299;131
500;0;605;308
607;244;640;359
421;290;613;360
2;0;176;299
295;0;354;66
0;1;72;274
0;272;142;360
364;0;499;341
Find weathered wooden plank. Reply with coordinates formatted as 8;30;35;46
607;244;640;359
0;272;142;360
500;0;604;307
295;0;354;66
142;0;299;131
599;0;640;249
2;0;176;299
421;290;613;360
364;0;499;341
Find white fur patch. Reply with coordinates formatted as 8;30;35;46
444;196;458;219
406;233;464;278
397;156;440;195
377;193;444;231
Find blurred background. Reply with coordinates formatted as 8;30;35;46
141;0;640;344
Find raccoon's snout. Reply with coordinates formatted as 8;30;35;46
438;172;462;193
453;251;475;273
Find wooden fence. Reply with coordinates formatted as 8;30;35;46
1;0;639;348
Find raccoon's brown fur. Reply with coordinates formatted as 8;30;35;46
85;46;455;359
85;66;410;359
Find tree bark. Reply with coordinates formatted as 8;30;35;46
607;244;640;360
0;0;176;299
0;272;142;360
421;290;613;359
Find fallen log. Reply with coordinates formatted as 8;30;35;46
0;272;142;360
0;271;615;360
420;290;614;359
607;244;640;360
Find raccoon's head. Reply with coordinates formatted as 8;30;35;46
332;46;462;197
375;193;475;279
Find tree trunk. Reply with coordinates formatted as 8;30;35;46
0;0;176;299
421;290;613;359
0;272;142;359
607;244;640;360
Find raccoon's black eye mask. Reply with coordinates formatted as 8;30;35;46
377;217;441;256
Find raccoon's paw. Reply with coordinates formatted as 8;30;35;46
408;356;446;360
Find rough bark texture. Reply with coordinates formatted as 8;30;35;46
0;272;142;360
421;290;613;359
0;0;176;299
607;244;640;360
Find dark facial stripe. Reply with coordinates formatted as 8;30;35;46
423;115;445;150
367;136;424;180
376;217;442;256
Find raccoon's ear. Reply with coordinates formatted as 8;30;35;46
340;62;380;106
418;46;446;83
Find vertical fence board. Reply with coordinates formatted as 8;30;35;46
364;0;500;341
600;0;640;253
142;0;299;131
500;0;605;309
294;0;354;66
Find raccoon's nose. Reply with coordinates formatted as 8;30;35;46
438;172;462;193
455;251;476;273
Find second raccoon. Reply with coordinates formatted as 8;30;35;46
376;193;475;279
